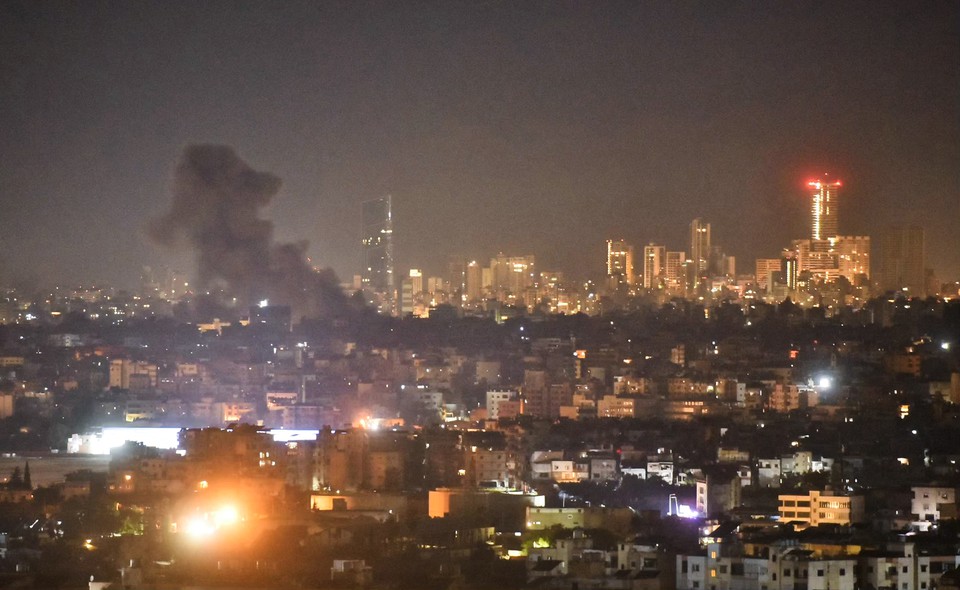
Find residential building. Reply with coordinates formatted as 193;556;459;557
643;244;666;289
911;486;958;525
778;489;865;528
607;239;635;288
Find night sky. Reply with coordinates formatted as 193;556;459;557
1;1;958;290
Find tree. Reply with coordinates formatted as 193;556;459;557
23;461;31;489
8;466;22;489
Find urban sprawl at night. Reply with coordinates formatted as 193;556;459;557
0;2;958;590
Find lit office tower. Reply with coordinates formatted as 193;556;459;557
755;258;782;292
665;251;686;291
408;269;423;295
835;236;870;284
643;244;665;289
808;178;841;240
689;219;711;287
490;253;536;302
400;269;423;316
606;239;634;286
465;261;482;304
782;256;799;291
878;226;925;296
361;195;394;311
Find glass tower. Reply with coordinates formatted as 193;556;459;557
361;195;394;312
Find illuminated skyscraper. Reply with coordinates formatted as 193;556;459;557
788;235;870;286
408;268;423;295
400;269;424;317
535;270;566;313
360;195;394;312
490;253;535;302
689;219;711;288
783;256;799;291
835;235;870;284
808;178;841;240
642;243;665;289
606;239;634;287
665;251;686;291
791;238;837;281
465;261;482;304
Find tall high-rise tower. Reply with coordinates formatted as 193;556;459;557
689;219;711;289
465;261;482;304
878;226;925;296
808;178;841;240
606;239;634;287
665;251;686;292
642;244;666;289
490;253;536;301
361;195;394;312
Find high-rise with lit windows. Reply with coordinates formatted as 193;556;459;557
665;251;686;292
689;219;711;289
643;244;665;289
490;253;535;302
606;239;634;287
465;261;482;304
808;178;841;240
361;195;394;313
835;235;870;284
755;258;781;292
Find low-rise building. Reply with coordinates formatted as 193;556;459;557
778;489;864;529
911;485;958;526
526;507;634;537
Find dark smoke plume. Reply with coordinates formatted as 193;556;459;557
149;144;348;320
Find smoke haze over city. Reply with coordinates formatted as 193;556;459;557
149;144;347;318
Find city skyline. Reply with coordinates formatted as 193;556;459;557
1;2;958;290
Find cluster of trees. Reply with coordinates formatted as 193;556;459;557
2;462;31;490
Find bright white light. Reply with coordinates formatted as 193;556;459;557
185;517;215;538
68;427;321;454
214;505;239;526
818;377;831;389
942;342;951;351
676;505;699;519
258;299;269;308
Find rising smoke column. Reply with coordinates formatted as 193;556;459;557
149;144;347;319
